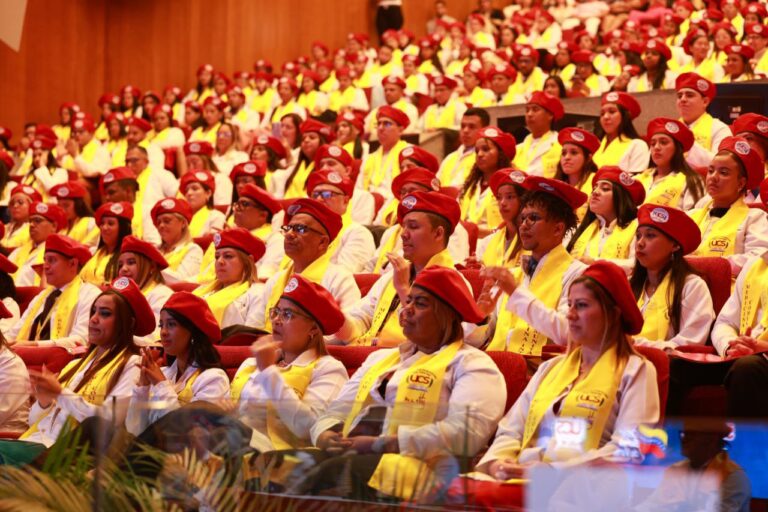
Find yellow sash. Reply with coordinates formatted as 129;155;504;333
131;168;152;239
739;257;768;339
2;223;30;250
270;99;301;124
592;136;634;169
250;88;277;115
94;122;108;142
570;219;637;260
637;170;687;207
189;207;212;238
353;249;454;347
176;368;202;405
520;345;626;461
263;250;332;332
20;348;130;439
461;185;502;227
481;227;522;268
689;199;749;258
110;139;129;167
197;225;271;284
373;226;401;274
437;149;475;185
363;140;408;191
284;160;314;199
67;217;99;246
78;247;112;286
687;113;714;152
163;243;195;271
637;272;673;342
512;132;560;178
190;123;220;145
10;240;44;285
192;280;250;324
424;102;459;131
17;279;83;341
487;244;572;354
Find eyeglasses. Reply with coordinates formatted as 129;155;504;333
269;306;311;322
517;213;544;226
378;120;395;128
280;223;326;236
234;199;261;211
311;190;345;201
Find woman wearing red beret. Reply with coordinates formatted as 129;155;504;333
475;261;659;478
723;44;758;82
298;72;330;118
50;182;99;247
249;135;288;196
276;119;335;199
120;85;142;119
181;170;226;238
180;142;232;209
23;136;68;201
336;111;370;161
189;97;225;145
79;202;133;287
678;30;725;83
151;198;204;283
212;121;249;177
554;128;600;221
53;102;78;142
184;63;215;104
265;78;308;131
474;169;526;269
592;92;650;173
148;104;185;150
636;118;705;210
126;292;229;437
631;204;714;350
105;112;128;164
628;39;676;92
2;186;38;250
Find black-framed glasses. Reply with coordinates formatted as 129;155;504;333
311;190;345;201
517;212;544;226
234;199;262;211
269;306;311;322
280;223;326;236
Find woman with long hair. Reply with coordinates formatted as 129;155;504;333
106;112;128;165
185;63;215;104
148;104;185;150
280;112;304;167
180;141;231;209
629;39;675;92
79;202;133;287
476;260;659;477
297;71;330;118
126;292;229;436
95;93;120;142
267;78;307;130
180;170;226;238
678;30;724;83
120;85;142;119
189;97;225;145
0;277;153;466
22;137;68;200
50;182;98;247
335;111;369;161
637;118;705;210
592;92;650;173
2;185;41;250
723;44;757;82
249;134;288;195
459;127;516;237
554;128;600;221
474;169;526;269
630;204;714;350
567;167;644;265
150;198;203;283
211;122;249;176
275;119;335;199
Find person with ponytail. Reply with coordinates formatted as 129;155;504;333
0;277;153;466
180;170;226;238
79;202;133;287
473;169;526;269
126;292;229;436
150;198;203;283
637;118;705;210
554;128;600;221
567;167;644;266
592;92;650;173
630;204;714;350
475;261;659;477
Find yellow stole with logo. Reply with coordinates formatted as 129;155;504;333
637;272;673;342
284;160;314;199
189;207;213;238
637;170;687;208
363;140;408;191
130;168;152;239
521;345;626;461
689;199;748;258
686;113;715;152
79;247;112;286
353;250;453;347
192;280;250;324
739;257;768;340
487;244;572;354
17;279;83;341
570;219;637;260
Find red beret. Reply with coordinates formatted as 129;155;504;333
397;190;461;233
279;274;344;334
126;117;152;133
399;146;439;174
489;62;518;81
98;93;120;108
231;161;267;182
602;91;641;119
101;167;137;193
253;134;288;159
181;169;216;193
675;72;716;101
725;43;755;59
391;167;441;197
162;291;221;343
120;235;169;270
337;111;365;135
315;144;353;169
300;119;335;141
197;63;214;75
213;227;266;261
35;125;57;141
278;77;299;93
528;91;565;121
580;261;644;335
105;112;126;126
478;127;517;159
29;202;66;231
284;198;343;241
377;105;410;129
164;85;182;98
306;168;355;197
571;50;595;64
382;76;406;90
644;39;672;60
0;253;18;274
11;185;42;203
412;267;485;324
646;118;695;152
0;126;11;141
637;204;701;255
558;127;601;154
718;136;764;189
743;2;768;17
620;40;644;56
227;85;246;100
152;104;174;118
45;234;92;266
744;22;767;36
592;167;646;205
71;116;95;133
95;201;134;225
184;100;202;112
463;60;486;81
302;70;322;84
431;74;458;89
522;176;588;209
31;137;56;151
141;90;160;103
151;197;193;225
0;150;12;170
240;183;282;215
203;96;226;111
107;277;156;336
515;44;540;61
731;113;768;139
490;168;528;196
60;102;81;113
184;141;214;157
711;21;738;37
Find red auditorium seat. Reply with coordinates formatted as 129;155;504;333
439;186;460;199
486;351;528;412
15;286;43;315
219;332;263;346
215;345;252;380
685;256;731;316
460;220;479;255
168;282;199;293
748;202;768;214
414;92;434;115
634;346;669;418
353;273;380;297
194;234;214;252
327;345;377;376
370;192;385;218
163;148;178;175
14;346;76;374
458;268;485;300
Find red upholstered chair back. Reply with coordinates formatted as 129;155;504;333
194;234;213;252
14;347;76;374
353;273;381;297
215;345;252;380
168;282;199;293
684;256;731;316
459;268;485;300
327;345;378;377
219;332;263;346
15;286;44;316
486;351;528;412
371;192;386;218
460;220;479;255
634;345;669;421
439;186;460;200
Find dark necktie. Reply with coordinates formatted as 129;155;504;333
710;207;729;218
525;258;539;277
29;289;62;341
